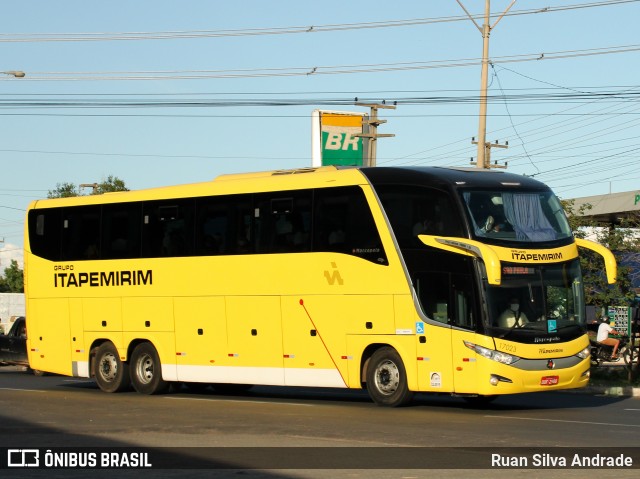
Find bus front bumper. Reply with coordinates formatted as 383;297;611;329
473;358;591;396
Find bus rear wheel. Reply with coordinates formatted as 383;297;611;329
94;342;130;393
130;342;169;395
366;347;414;407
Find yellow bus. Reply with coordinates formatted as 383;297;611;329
24;166;616;406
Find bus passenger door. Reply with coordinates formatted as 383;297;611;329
414;271;477;393
449;273;478;394
414;272;453;392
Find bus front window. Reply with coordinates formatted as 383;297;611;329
485;260;585;340
461;190;572;243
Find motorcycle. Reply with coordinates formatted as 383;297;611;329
590;335;635;366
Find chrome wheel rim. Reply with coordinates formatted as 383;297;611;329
135;353;154;385
374;359;400;396
99;352;119;382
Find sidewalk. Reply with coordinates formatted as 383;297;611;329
579;361;640;397
580;383;640;397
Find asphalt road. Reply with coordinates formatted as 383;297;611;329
1;366;639;479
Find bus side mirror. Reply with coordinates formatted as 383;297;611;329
574;238;617;284
418;235;502;285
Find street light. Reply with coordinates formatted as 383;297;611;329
1;71;25;78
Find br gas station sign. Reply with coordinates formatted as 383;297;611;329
311;110;368;167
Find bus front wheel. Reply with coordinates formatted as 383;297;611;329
366;347;414;407
130;342;169;395
94;342;130;393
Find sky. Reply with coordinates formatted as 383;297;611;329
1;0;639;271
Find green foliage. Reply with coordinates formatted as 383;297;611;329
562;199;640;308
48;176;129;198
94;175;128;194
1;177;128;294
47;182;80;198
0;260;24;293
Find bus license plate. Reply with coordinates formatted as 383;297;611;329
540;376;559;386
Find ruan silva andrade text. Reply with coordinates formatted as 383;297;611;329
491;453;633;468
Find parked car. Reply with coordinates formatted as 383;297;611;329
0;316;28;367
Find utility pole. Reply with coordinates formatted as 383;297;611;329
471;138;509;169
355;103;395;167
456;0;516;169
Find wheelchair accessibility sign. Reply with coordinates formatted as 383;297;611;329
416;322;425;334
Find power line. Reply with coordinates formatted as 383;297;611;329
0;85;638;97
0;1;634;43
0;206;26;211
0;148;305;160
5;43;639;81
529;145;640;178
0;87;638;108
388;82;640;169
490;63;538;173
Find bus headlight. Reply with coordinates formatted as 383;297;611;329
576;347;590;360
464;341;521;365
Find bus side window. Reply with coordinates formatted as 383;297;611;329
451;274;475;330
415;272;475;329
142;199;195;258
62;206;101;261
313;186;387;264
234;198;254;254
195;194;254;255
195;196;230;255
376;185;463;249
415;272;449;324
254;191;311;254
102;203;142;259
28;208;62;261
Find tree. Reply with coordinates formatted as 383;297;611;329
94;175;128;194
48;182;80;198
48;175;129;198
0;260;24;293
562;199;640;308
2;175;128;293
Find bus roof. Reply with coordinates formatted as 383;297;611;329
361;166;550;191
27;165;550;211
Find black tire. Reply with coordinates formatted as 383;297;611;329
365;347;414;407
130;342;169;395
94;342;130;393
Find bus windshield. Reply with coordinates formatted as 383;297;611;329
461;190;572;243
485;259;585;340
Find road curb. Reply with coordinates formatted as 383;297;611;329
568;385;640;397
